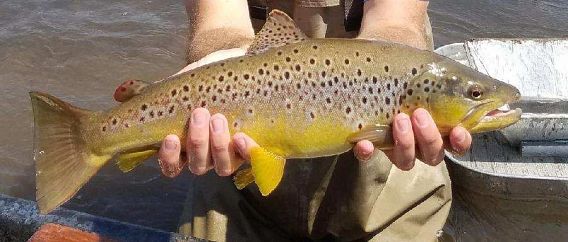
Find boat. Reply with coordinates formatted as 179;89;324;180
436;38;568;241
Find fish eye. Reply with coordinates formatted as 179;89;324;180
468;85;483;100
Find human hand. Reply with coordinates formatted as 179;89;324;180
157;47;259;177
353;108;472;170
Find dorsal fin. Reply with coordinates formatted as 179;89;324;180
113;79;150;102
246;10;308;55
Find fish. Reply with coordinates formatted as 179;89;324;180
29;10;522;214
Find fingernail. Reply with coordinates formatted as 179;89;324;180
414;109;431;128
234;137;247;156
192;111;206;126
164;139;177;150
211;117;225;133
455;129;466;143
396;116;410;133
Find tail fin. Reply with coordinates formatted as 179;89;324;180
30;92;110;214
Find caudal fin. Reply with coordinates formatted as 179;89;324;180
30;92;110;214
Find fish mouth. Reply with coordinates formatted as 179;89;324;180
463;100;522;134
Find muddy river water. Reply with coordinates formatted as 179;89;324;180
1;0;567;234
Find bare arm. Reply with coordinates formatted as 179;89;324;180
359;0;433;50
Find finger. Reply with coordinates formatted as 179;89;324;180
232;132;259;162
209;113;235;176
448;126;472;156
412;108;445;166
187;108;212;175
354;140;374;163
392;113;416;170
157;135;184;178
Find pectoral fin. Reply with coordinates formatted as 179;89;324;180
232;147;286;196
347;124;394;149
116;149;158;173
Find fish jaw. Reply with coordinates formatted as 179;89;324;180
469;106;522;133
462;86;522;134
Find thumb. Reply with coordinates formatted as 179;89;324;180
353;140;375;163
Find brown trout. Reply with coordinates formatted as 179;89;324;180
30;10;521;214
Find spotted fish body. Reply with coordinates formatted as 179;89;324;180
30;10;522;214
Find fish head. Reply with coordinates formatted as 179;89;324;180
418;59;521;134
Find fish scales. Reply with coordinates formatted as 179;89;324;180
30;10;521;214
93;39;438;158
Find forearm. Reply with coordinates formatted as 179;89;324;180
184;0;255;61
359;0;433;50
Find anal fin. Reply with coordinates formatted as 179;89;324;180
116;149;158;173
347;124;394;149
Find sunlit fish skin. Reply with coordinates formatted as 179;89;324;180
29;10;521;214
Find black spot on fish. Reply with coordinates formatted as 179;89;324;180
157;111;163;117
277;51;282;56
334;76;339;83
384;66;389;72
325;59;331;66
183;96;189;101
296;83;301;89
244;74;250;80
171;89;177;97
219;75;225;82
112;119;117;125
295;64;301;71
326;97;331;104
327;80;333;86
286;103;292;109
412;68;418;75
274;65;280;71
310;112;315;119
424;87;430;92
190;73;195;77
312;45;318;50
205;86;211;93
102;126;106;131
394;78;399;86
355;51;360;56
403;82;408;89
372;76;378;84
293;49;299;53
385;97;391;105
141;104;148;111
344;59;350;65
387;83;391;90
183;85;189;92
198;85;203;92
386;113;390;119
366;57;371;62
169;106;175;114
258;69;264;75
362;97;367;104
284;71;290;79
244;91;251;97
407;89;413;96
417;83;421;88
368;87;373;94
285;57;291;62
321;71;326;78
310;58;316;65
357;69;362;76
436;84;442;89
345;106;352;114
424;79;429;84
150;111;155;118
228;71;233;77
200;101;206;107
320;81;326;87
358;123;363;130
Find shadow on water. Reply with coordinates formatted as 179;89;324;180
0;0;567;233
